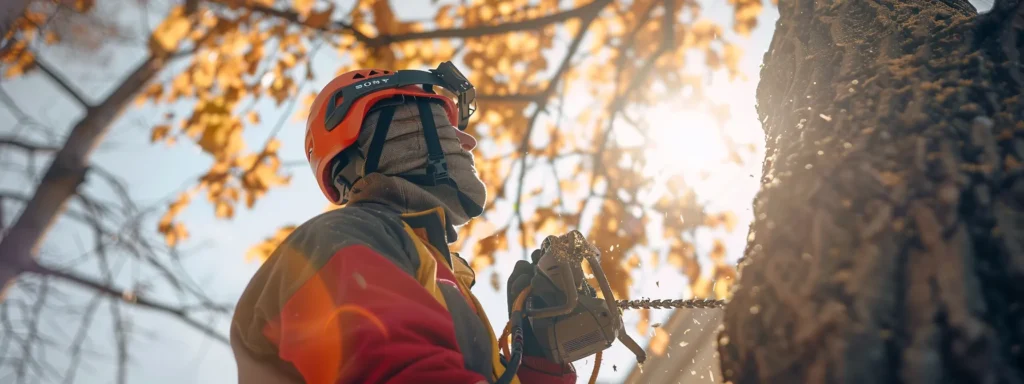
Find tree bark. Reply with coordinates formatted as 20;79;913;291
719;0;1024;383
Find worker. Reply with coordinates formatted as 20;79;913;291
229;65;577;384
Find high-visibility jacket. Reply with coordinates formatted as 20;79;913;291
230;200;577;383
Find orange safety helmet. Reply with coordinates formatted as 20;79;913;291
304;62;477;205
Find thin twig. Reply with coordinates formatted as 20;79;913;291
576;0;676;225
22;262;229;345
0;137;59;153
33;53;91;107
509;6;605;258
60;294;103;384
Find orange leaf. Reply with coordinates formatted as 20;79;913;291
247;225;298;262
150;125;171;143
150;6;191;52
304;4;335;29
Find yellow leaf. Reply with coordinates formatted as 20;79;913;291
2;47;34;79
198;122;241;157
151;6;191;52
304;4;335;29
214;201;234;219
158;191;194;246
264;138;282;154
44;31;59;44
246;225;297;262
292;0;314;18
151;125;171;143
246;111;260;124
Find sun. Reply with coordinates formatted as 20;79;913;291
640;106;730;182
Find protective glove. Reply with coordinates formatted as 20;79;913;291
505;249;547;358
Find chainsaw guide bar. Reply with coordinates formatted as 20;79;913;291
616;298;727;310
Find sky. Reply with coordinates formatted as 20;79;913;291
0;0;996;383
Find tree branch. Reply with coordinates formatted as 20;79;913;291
0;0;31;52
33;54;91;108
219;1;370;41
0;3;207;298
238;0;613;48
575;0;675;225
505;4;604;257
0;137;59;153
21;262;229;344
362;0;614;47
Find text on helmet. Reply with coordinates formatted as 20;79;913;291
354;78;391;90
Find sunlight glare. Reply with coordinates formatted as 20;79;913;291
642;107;728;183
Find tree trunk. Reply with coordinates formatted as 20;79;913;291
0;55;166;297
718;0;1024;383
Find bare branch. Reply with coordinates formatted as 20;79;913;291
574;0;674;225
505;3;603;257
0;137;59;153
94;235;128;384
32;54;91;108
60;294;102;384
0;3;211;295
21;262;229;345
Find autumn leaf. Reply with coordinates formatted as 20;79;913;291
247;225;297;262
473;230;508;272
150;5;192;52
158;190;195;246
304;4;336;29
151;125;171;143
292;0;315;18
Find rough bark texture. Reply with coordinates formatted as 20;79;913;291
719;0;1024;383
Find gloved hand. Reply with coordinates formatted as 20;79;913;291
505;249;547;358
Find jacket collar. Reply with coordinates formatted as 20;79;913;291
397;207;452;262
346;173;458;253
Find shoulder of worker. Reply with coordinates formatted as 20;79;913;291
229;202;422;364
269;201;420;277
233;202;422;321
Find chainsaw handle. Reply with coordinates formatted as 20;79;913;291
526;258;579;319
584;255;621;330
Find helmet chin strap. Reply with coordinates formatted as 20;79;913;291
333;99;483;218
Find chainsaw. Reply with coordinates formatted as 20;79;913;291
497;230;726;384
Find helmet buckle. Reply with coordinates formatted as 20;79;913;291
426;153;450;185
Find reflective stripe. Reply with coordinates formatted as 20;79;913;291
402;222;521;384
401;224;448;310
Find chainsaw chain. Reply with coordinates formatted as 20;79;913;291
616;298;726;310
